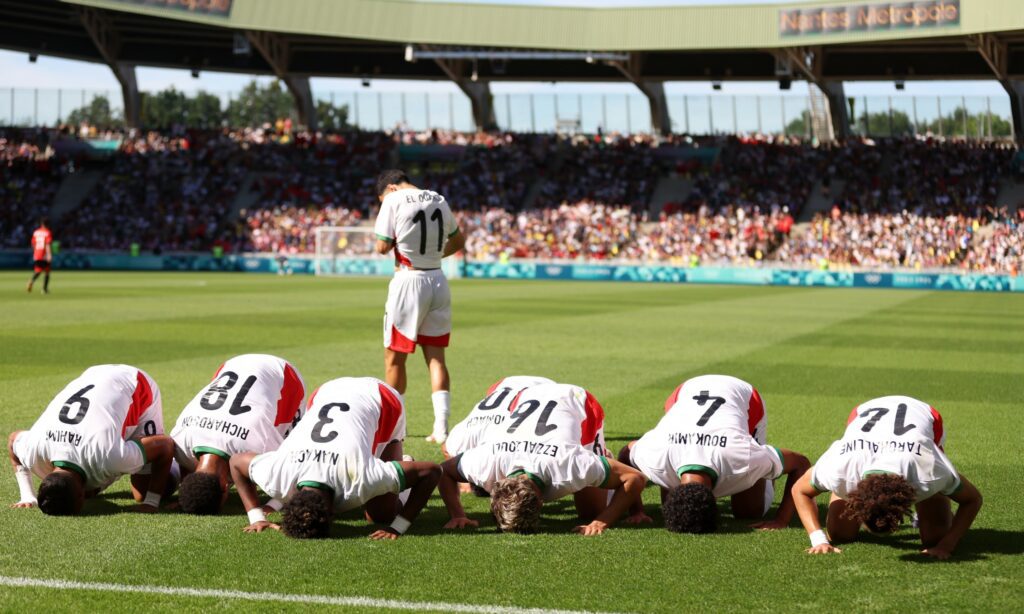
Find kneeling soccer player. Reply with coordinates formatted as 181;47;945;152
229;377;441;539
7;364;176;515
791;396;982;560
439;382;646;535
172;354;306;514
622;375;810;533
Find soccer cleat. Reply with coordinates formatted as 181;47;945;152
26;283;32;293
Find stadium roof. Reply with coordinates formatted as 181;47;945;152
0;0;1021;82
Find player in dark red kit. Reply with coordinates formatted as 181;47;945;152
27;217;53;294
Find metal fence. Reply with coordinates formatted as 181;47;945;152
0;87;1014;138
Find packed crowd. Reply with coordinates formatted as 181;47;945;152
2;127;1022;273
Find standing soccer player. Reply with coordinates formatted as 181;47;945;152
26;217;52;294
373;169;465;444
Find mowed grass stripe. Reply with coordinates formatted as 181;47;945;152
0;576;625;614
1;273;1023;613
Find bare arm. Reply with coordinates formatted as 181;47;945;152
922;476;983;560
374;238;394;255
437;456;478;529
369;461;442;540
442;229;465;258
229;452;278;533
131;435;174;513
752;449;811;530
792;470;841;554
574;459;647;536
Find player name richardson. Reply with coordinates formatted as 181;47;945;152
668;432;729;448
491;440;560;458
179;415;250;440
45;429;82;447
286;449;340;465
840;438;925;456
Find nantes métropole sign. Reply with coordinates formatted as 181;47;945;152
779;1;960;37
103;0;233;17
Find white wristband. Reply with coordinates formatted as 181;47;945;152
247;508;267;524
143;491;161;508
16;467;36;504
389;515;411;535
266;498;283;512
809;529;830;547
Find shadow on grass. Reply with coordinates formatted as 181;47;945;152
79;497;130;517
893;529;1024;563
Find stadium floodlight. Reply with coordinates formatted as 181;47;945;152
404;44;416;63
712;80;722;91
361;76;371;87
191;68;200;78
406;46;629;62
28;52;38;63
779;77;792;90
895;79;905;90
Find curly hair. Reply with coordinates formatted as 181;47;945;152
663;483;717;534
490;476;542;534
376;169;411;196
37;471;81;516
844;473;916;534
178;472;224;515
281;489;332;539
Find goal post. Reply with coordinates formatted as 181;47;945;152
313;226;386;276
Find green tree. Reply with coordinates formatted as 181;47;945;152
224;80;295;128
65;95;121;128
784;110;810;137
141;87;224;129
855;110;913;136
925;106;1013;138
315;99;350;131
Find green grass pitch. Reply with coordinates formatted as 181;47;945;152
1;271;1022;612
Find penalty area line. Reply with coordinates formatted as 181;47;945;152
0;575;625;614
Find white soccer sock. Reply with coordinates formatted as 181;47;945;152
431;391;451;433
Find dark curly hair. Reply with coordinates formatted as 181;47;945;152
38;472;81;516
178;472;224;515
663;483;717;534
281;489;332;539
844;473;916;534
376;169;411;196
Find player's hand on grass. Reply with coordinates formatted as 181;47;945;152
625;511;653;525
243;521;280;533
921;546;952;560
572;520;608;536
369;529;400;540
444;516;479;530
10;501;35;509
805;543;842;554
750;518;790;530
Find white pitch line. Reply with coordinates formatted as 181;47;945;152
0;575;625;614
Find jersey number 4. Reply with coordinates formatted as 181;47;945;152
201;371;257;415
412;208;444;255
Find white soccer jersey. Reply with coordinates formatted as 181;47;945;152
445;376;556;457
458;443;611;502
495;382;607;454
247;377;406;512
841;395;945;448
661;375;767;442
12;365;164;490
374;188;457;269
810;437;961;502
171;354;307;470
630;375;780;498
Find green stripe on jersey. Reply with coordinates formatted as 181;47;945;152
598;455;611;488
390;461;407;491
297;481;333;493
375;234;394;242
193;446;229;460
132;439;148;464
53;461;87;482
676;464;718;487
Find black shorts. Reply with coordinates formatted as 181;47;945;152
33;259;51;272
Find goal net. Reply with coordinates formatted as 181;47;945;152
313;226;385;276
